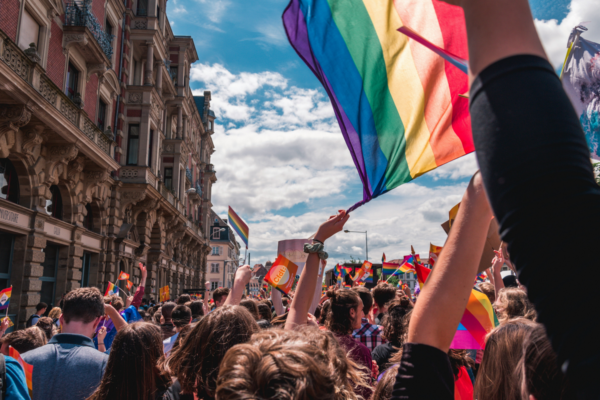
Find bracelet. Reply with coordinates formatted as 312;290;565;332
313;239;324;245
304;243;329;260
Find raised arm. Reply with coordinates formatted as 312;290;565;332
105;304;127;332
131;263;147;308
285;211;349;330
203;281;211;314
491;248;505;301
223;265;252;306
271;284;285;316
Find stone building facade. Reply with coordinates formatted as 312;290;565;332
206;209;240;297
0;0;216;328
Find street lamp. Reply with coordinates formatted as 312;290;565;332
344;230;368;261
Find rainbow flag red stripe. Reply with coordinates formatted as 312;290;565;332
415;263;431;290
9;347;33;396
104;282;117;296
450;289;497;350
0;286;12;311
228;206;249;249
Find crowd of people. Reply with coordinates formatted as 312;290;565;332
1;0;598;397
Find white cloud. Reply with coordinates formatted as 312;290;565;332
535;0;600;67
193;0;231;23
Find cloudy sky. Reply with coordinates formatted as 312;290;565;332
167;0;598;267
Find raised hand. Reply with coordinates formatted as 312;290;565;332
313;210;350;243
98;326;107;342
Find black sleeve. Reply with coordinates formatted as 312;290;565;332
391;343;453;400
470;55;600;395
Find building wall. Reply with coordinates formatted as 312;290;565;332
46;20;65;88
0;0;20;41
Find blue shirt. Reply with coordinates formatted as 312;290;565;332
22;334;108;400
4;356;31;400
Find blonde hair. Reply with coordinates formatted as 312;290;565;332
494;288;536;322
48;307;62;320
216;327;365;400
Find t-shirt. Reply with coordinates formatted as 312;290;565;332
4;356;31;400
22;333;109;400
372;341;401;373
163;332;179;355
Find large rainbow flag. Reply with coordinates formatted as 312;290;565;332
282;0;472;211
228;206;249;249
450;288;498;349
10;347;33;397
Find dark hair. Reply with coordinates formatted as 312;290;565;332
381;299;411;345
104;294;124;312
325;288;361;335
352;286;374;315
448;350;475;376
271;312;288;327
141;298;148;304
503;275;518;288
88;323;170;400
36;302;48;312
177;294;191;305
239;299;260;320
212;287;230;303
161;302;176;322
188;301;204;319
318;300;331;326
63;287;105;323
257;303;271;321
35;316;57;340
372;364;399;400
171;305;192;328
166;305;259;400
0;327;46;353
372;283;397;309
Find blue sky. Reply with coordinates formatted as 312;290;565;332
166;0;599;266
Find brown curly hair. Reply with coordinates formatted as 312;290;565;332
381;299;411;345
165;305;259;400
494;288;536;323
372;282;397;309
216;327;365;400
325;288;361;335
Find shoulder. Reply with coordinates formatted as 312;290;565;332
4;356;31;400
21;343;52;362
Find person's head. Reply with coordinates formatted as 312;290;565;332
519;323;570;400
270;312;288;328
474;318;537;400
479;282;496;304
166;305;259;400
153;311;162;325
0;326;47;355
160;302;176;324
381;299;411;346
48;307;61;320
35;316;58;340
36;302;48;315
352;286;374;316
177;294;191;305
212;288;230;307
141;298;148;306
503;275;518;288
282;297;290;309
88;322;169;400
495;288;536;323
62;287;105;337
318;300;331;326
171;305;192;330
372;282;397;311
372;364;400;400
189;300;204;320
257;303;271;322
104;294;124;312
325;288;363;334
239;299;260;320
216;327;365;400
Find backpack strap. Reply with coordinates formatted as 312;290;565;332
0;353;6;400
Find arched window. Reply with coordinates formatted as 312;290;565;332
84;203;94;231
0;158;20;204
45;185;63;220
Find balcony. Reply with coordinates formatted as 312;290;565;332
185;167;192;183
64;1;114;62
188;179;201;202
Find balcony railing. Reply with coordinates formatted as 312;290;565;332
64;1;114;59
185;168;192;183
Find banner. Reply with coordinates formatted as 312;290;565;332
264;254;299;295
277;239;308;277
159;286;170;303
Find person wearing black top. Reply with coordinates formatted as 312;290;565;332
372;299;411;373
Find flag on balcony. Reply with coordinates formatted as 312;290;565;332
118;271;129;281
228;206;249;249
0;286;12;311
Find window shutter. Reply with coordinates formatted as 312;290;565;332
18;9;40;51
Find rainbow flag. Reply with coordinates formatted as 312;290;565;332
265;254;299;295
364;269;375;283
282;0;471;211
450;289;498;350
228;206;249;249
343;283;352;289
0;286;12;311
415;263;431;290
105;282;117;296
351;261;372;281
476;272;487;283
382;261;399;275
9;347;33;396
382;253;386;263
429;243;443;267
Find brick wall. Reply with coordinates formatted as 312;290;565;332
0;0;20;41
92;0;105;28
84;74;98;120
46;21;65;89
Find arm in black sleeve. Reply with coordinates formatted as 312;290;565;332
470;55;600;396
391;343;454;400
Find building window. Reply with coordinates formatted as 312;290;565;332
211;246;220;256
0;233;14;291
84;203;94;231
127;125;140;165
45;185;63;220
212;227;221;240
40;245;60;310
170;66;178;85
164;167;173;190
81;251;92;287
210;281;219;290
137;0;148;16
66;63;79;100
18;9;40;52
105;20;113;37
0;158;20;204
97;99;107;131
148;130;154;167
211;263;219;273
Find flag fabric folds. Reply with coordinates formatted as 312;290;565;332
0;286;12;311
159;286;170;303
118;271;129;281
415;263;431;289
450;288;497;349
228;206;249;249
9;347;33;397
351;261;372;281
265;254;299;295
282;0;472;211
105;282;117;296
429;244;443;267
126;280;134;291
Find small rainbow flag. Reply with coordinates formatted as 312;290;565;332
415;263;431;290
228;206;249;249
118;271;130;280
476;272;487;283
264;254;299;295
10;347;33;396
364;269;374;283
126;280;134;291
382;261;400;275
351;261;372;281
343;283;352;289
429;244;443;267
0;286;12;311
382;253;386;263
450;289;498;350
105;282;117;296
